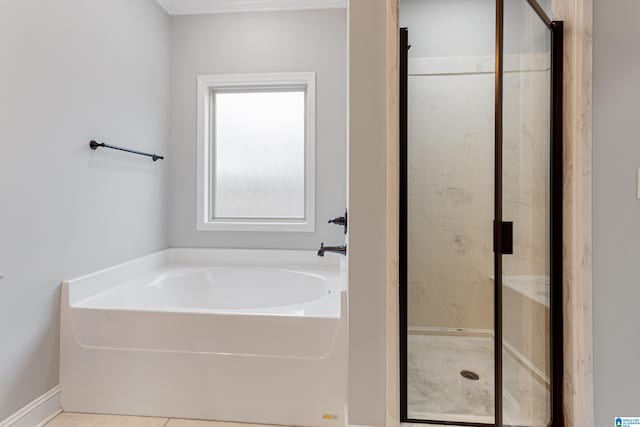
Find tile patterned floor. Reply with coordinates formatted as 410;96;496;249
47;414;456;427
166;420;271;427
46;413;167;427
46;413;280;427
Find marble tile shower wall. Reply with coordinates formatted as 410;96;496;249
407;62;495;331
407;55;551;333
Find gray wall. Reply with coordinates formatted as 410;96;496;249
593;0;640;424
0;0;170;420
169;9;347;250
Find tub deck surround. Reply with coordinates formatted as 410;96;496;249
60;249;347;427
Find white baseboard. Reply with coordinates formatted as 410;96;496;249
0;385;61;427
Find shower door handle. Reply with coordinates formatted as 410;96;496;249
494;221;513;255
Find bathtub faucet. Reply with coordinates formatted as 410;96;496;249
317;243;347;257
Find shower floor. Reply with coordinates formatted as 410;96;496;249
407;334;549;426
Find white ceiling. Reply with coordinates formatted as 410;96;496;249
155;0;347;15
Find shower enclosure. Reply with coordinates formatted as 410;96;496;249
399;1;563;426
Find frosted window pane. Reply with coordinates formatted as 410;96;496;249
212;90;306;219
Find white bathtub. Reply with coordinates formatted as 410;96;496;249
60;249;347;427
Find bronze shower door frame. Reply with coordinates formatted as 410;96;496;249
398;2;564;426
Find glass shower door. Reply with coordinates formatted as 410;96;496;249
498;1;561;426
399;0;563;425
400;1;497;423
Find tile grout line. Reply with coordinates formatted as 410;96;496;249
162;418;171;427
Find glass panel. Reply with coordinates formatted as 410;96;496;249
212;90;306;219
536;0;553;20
502;1;552;425
401;0;495;423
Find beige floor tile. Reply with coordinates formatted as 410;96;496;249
44;415;457;427
46;413;168;427
166;420;282;427
402;424;457;427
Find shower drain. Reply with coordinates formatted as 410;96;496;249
460;370;480;381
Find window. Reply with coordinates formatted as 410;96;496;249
196;73;316;231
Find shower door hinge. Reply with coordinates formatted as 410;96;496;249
494;221;514;255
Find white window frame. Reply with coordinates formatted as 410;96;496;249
196;72;316;232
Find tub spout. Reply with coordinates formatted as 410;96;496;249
317;243;347;257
